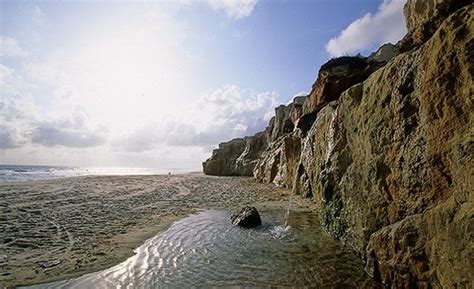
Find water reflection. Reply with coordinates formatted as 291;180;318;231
27;210;370;288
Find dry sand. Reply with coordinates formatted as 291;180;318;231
0;173;302;288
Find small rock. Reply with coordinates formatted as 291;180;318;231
230;206;262;228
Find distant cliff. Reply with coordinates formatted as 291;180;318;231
203;0;473;288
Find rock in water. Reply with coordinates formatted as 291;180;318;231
230;206;262;228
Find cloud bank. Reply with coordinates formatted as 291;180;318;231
0;93;107;149
177;0;258;19
113;84;278;152
325;0;407;57
207;0;258;19
0;36;27;57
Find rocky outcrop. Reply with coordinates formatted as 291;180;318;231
295;2;473;287
267;96;307;143
254;132;301;187
368;43;398;63
399;0;472;53
230;206;262;228
202;132;268;176
204;96;306;177
302;56;385;117
235;132;268;176
204;0;473;287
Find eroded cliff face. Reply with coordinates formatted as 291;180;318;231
203;96;305;176
203;0;473;287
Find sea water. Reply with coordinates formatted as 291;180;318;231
0;165;190;182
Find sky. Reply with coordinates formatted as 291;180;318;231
0;0;407;170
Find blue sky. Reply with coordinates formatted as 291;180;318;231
0;0;407;169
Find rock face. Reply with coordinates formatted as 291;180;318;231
254;132;301;187
203;96;306;177
230;206;262;228
204;0;473;287
302;56;385;117
202;132;267;176
202;138;246;176
368;43;398;63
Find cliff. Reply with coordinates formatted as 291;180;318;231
203;0;473;288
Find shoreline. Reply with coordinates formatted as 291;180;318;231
0;173;294;288
0;170;203;185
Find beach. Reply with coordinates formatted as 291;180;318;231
0;173;293;288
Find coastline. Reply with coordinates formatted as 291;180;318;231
0;173;294;288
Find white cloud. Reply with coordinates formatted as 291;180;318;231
177;0;257;19
113;84;278;152
30;109;108;148
0;36;27;57
0;92;107;149
207;0;258;19
0;2;263;167
0;64;13;85
325;0;406;57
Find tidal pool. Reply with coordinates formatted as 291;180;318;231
27;209;371;288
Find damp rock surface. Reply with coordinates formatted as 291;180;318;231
230;206;262;228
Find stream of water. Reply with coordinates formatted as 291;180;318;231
27;209;371;288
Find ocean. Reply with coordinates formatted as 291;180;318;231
0;165;191;182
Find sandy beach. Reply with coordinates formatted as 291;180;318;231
0;173;295;288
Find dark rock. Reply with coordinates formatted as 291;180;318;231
302;56;385;117
230;206;262;228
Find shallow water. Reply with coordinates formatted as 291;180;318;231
27;210;370;288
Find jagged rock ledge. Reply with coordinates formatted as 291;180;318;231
203;0;473;288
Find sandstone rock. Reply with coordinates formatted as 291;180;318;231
267;104;294;143
254;132;301;188
230;206;262;228
302;56;384;117
203;132;269;176
368;43;398;63
403;0;471;32
234;132;268;176
299;5;473;287
202;138;246;176
204;2;473;288
290;96;306;128
399;0;472;52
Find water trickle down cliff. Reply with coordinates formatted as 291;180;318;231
203;1;473;288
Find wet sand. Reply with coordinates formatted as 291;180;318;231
0;173;295;288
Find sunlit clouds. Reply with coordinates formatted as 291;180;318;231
1;0;407;169
325;0;406;57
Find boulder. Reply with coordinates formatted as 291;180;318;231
230;206;262;228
